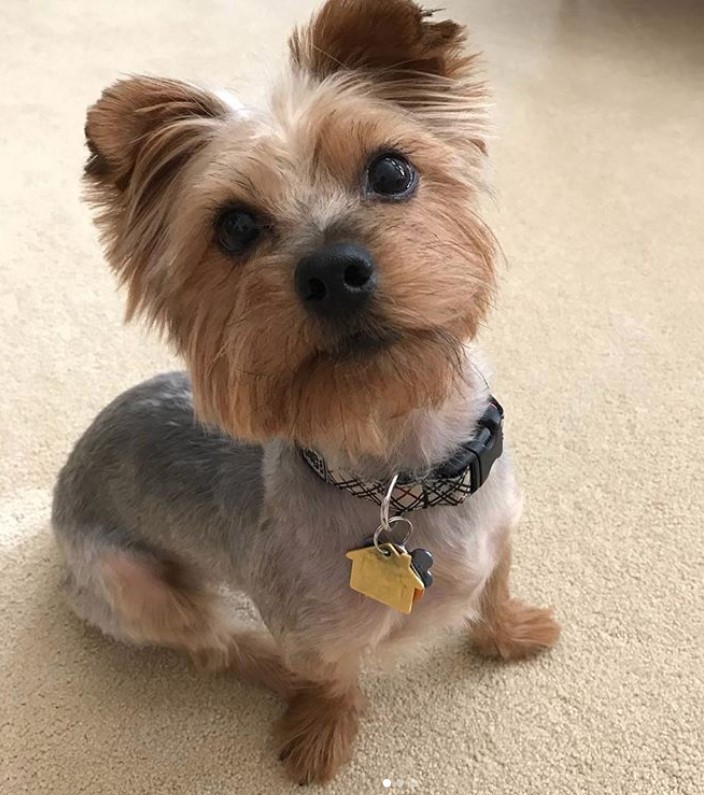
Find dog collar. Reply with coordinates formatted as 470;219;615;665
301;397;504;514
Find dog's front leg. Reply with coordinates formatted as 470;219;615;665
470;541;561;660
274;651;364;785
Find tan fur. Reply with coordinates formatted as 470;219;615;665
276;681;364;784
471;544;561;660
289;0;488;152
84;77;230;324
290;0;467;77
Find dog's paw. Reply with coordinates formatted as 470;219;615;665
275;688;361;784
471;599;561;661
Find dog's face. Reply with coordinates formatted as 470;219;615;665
85;0;495;455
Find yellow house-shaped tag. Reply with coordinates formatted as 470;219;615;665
346;542;425;614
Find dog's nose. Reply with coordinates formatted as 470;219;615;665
295;243;376;318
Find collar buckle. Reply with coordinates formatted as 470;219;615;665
461;397;504;493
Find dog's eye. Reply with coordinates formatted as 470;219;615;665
366;153;417;200
216;208;261;255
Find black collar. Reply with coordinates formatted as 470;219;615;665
301;397;504;513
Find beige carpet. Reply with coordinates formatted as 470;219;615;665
2;0;703;793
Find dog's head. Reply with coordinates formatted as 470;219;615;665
85;0;495;455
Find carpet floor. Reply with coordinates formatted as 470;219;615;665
1;1;702;793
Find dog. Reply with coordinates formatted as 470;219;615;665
52;0;560;783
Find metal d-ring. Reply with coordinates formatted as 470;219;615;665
380;473;400;531
373;473;413;555
372;516;414;556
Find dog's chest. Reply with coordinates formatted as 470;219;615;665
345;465;515;630
257;444;519;641
346;492;504;624
411;501;501;600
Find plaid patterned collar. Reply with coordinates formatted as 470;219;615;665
301;398;504;514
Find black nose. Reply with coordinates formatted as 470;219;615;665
295;243;376;318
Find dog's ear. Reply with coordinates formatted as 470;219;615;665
290;0;466;80
84;76;227;191
83;76;230;322
289;0;485;150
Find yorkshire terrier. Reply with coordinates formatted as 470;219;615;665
52;0;560;783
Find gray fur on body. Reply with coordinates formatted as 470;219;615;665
53;369;521;668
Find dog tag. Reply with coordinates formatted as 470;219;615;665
410;548;434;588
346;542;425;614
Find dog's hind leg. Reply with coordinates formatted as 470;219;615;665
469;542;561;660
59;534;295;696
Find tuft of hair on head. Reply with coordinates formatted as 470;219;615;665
82;76;230;325
289;0;488;154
